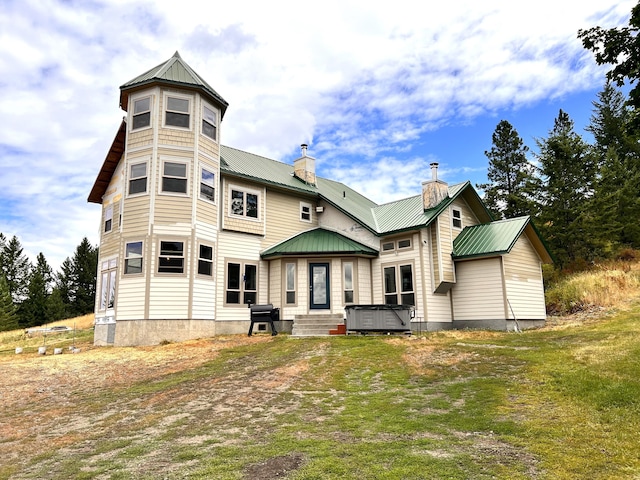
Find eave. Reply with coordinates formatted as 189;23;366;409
87;119;126;204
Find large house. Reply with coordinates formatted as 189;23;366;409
89;52;552;346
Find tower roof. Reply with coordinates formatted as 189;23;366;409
119;51;229;118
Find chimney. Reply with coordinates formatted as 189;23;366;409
422;162;449;210
293;143;316;185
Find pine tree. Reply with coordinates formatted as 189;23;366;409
0;276;19;332
20;253;54;328
536;110;597;268
56;238;98;317
0;235;31;312
477;120;539;219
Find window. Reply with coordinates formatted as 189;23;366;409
124;241;143;274
99;259;117;311
158;241;184;273
300;202;312;222
165;96;190;128
230;188;258;219
383;263;415;305
202;105;217;140
198;244;213;276
452;208;462;229
162;161;187;194
200;167;215;202
285;262;296;304
381;238;412;253
132;96;151;130
104;206;113;233
343;262;354;304
129;162;147;195
226;261;257;304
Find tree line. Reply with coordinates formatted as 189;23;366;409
479;5;640;270
0;234;97;332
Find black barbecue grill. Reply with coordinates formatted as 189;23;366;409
247;303;279;336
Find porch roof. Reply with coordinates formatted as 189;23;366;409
261;228;379;259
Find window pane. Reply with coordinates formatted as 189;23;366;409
385;294;398;304
398;239;411;248
286;291;296;304
286;263;295;291
202;121;216;139
104;219;112;232
244;264;257;291
201;168;214;185
400;265;413;292
198;260;212;276
231;190;244;215
200;245;212;261
243;292;257;305
246;193;258;218
200;183;215;201
167;97;189;112
100;272;108;310
160;241;183;256
129;178;147;194
401;293;415;306
166;111;189;127
159;257;184;273
126;242;143;257
108;270;116;308
344;290;354;303
125;258;142;274
134;97;150;114
226;291;240;304
163;177;187;193
227;263;240;289
132;112;150;129
384;266;396;294
131;163;147;178
164;162;186;177
203;106;216;124
382;242;394;251
344;263;353;290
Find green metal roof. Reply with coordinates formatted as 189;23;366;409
219;146;492;236
120;51;229;117
261;228;379;259
452;216;532;260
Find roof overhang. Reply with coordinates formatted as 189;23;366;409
87;119;126;204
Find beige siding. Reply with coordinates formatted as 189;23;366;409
453;258;506;321
438;209;455;283
426;292;453;323
503;236;546;319
357;257;373;304
116;277;147;320
122;196;150;236
263;190;317;248
157;88;196;148
147;277;191;319
127;129;154;150
269;259;282;306
155;194;193;225
317;201;379;249
430;222;441;286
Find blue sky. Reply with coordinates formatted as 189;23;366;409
0;0;635;270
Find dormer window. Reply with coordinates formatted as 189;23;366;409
165;96;190;128
132;96;151;130
202;105;217;141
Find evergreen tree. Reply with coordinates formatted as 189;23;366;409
72;237;98;316
536;110;597;268
0;276;19;332
0;235;31;305
477;120;539;219
20;253;54;328
586;83;640;251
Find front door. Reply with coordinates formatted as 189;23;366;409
309;262;330;309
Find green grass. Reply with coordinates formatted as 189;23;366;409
3;310;640;479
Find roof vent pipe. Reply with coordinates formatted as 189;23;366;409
301;144;308;157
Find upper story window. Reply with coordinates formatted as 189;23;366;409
300;202;312;222
104;206;113;233
132;96;151;130
200;167;215;202
158;241;184;274
124;241;143;275
202;105;217;141
165;95;190;128
381;238;412;254
162;161;187;194
452;208;462;229
230;188;259;219
129;162;147;196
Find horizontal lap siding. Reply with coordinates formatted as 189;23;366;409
453;258;505;321
263;190;317;248
155;195;192;225
116;277;147;320
148;277;190;319
357;258;372;304
122;196;150;236
191;278;216;319
504;236;546;319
